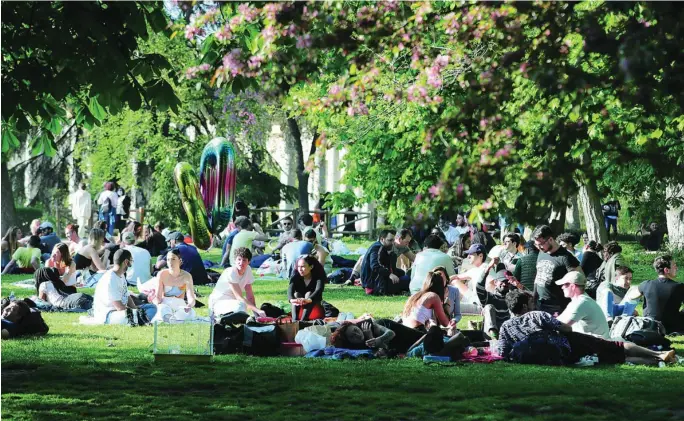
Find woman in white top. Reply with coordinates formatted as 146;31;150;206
151;249;197;322
402;270;456;332
34;267;93;310
209;247;265;317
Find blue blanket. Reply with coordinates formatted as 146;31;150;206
305;346;374;360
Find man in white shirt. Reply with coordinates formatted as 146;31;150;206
71;183;92;238
121;232;152;286
209;247;265;317
410;235;456;294
93;249;157;324
556;271;611;339
449;244;487;313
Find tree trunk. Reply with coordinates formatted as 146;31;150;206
566;194;581;231
1;159;18;234
665;182;684;250
578;181;608;244
548;203;567;235
287;118;317;213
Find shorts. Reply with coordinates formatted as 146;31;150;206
565;331;625;364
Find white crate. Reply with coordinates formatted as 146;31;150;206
153;319;214;362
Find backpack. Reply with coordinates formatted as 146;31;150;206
213;323;245;355
243;323;279;356
625;330;671;349
509;330;569;366
100;197;111;214
260;303;285;318
609;316;667;339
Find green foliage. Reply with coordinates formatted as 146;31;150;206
1;1;179;155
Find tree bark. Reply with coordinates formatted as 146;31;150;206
566;194;581;231
578;181;608;244
1;158;18;234
665;182;684;250
287;117;317;213
548;203;567;235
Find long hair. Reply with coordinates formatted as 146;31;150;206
402;270;446;317
89;228;106;247
2;226;20;256
330;320;375;350
54;243;72;267
292;255;326;282
34;267;72;296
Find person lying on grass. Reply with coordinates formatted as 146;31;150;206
34;267;93;311
497;289;676;365
331;319;396;351
209;247;265;318
1;299;49;339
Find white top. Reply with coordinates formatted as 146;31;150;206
209;267;254;307
124;245;152;286
70;189;92;219
557;294;611;339
39;281;67;307
410;249;456;294
461;265;484;304
97;190;119;210
93;270;129;323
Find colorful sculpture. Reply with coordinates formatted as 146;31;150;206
174;137;237;250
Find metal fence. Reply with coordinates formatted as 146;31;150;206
252;208;376;239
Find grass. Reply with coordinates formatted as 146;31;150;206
2;241;683;420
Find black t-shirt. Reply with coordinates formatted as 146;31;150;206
638;278;684;332
534;247;580;307
580;251;603;280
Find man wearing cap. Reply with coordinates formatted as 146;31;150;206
121;231;152;286
531;225;582;315
156;232;209;285
38;222;62;261
556;271;611;339
449;243;488;314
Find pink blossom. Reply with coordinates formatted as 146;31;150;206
480;119;488;129
494;148;510;158
505;128;513;137
482;199;493;210
185;26;203;40
455;184;464;195
247;55;263;70
261;26;278;44
428;183;442;198
347;106;355;116
296;34;312;49
520;62;528;73
262;3;284;21
222;49;244;77
414;194;423;202
434;55;449;69
216;25;232;41
238;4;259;22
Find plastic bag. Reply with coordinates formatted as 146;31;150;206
331;240;351;255
295;329;327;352
305;325;332;346
256;257;278;276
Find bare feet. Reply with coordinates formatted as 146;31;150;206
661;349;676;363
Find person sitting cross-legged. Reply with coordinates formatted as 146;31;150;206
497;289;676;366
209;247;265;317
151;248;197;322
288;255;327;321
1;235;42;275
402;270;456;333
92;249;157;325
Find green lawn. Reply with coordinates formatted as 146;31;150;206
2;241;683;420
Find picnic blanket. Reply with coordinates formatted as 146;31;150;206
305;346;375;360
11;279;36;289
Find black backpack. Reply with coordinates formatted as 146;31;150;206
213;323;245;355
260;303;285;318
243;323;279;356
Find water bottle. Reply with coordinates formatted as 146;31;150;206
9;291;16;302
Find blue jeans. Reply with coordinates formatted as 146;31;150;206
604;217;618;235
140;303;157;321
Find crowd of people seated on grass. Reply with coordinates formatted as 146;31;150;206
1;196;682;367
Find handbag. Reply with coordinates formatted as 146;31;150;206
609;316;666;339
275;317;301;343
